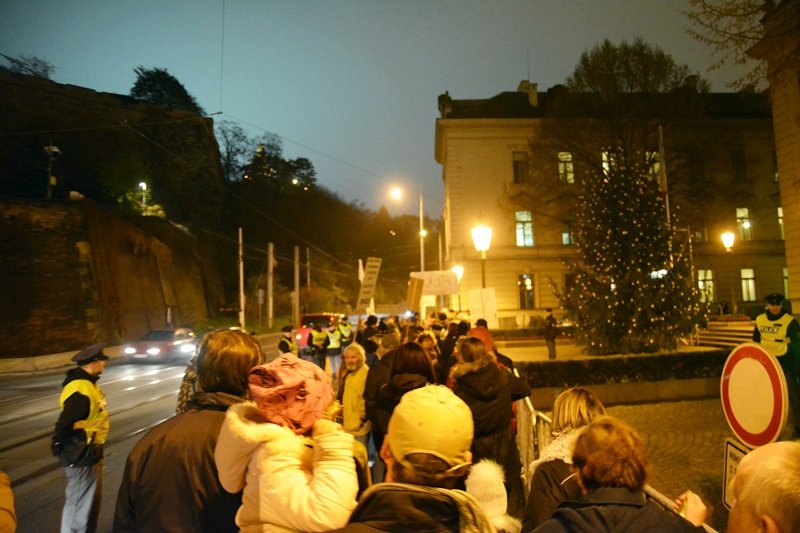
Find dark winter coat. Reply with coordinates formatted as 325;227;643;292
375;372;430;435
533;487;705;533
451;359;531;519
362;350;395;451
523;459;580;531
113;392;244;533
328;483;495;533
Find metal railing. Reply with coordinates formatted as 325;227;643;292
513;373;718;533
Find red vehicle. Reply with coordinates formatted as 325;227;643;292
296;313;343;354
123;328;197;362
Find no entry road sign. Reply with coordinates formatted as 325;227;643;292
720;342;788;448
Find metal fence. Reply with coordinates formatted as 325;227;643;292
512;371;718;533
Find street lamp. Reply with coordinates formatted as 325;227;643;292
139;181;147;209
389;185;426;272
721;231;736;314
451;264;464;311
471;224;492;289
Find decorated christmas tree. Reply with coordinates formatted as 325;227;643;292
560;152;703;355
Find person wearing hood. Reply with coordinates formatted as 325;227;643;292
214;353;358;532
113;329;265;533
53;343;110;533
449;337;531;520
522;386;605;531
375;342;436;440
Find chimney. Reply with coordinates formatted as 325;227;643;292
517;80;538;108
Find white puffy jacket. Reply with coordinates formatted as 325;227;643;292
215;402;358;532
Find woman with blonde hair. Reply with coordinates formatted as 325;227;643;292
522;386;605;530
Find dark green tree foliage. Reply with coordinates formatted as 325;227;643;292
130;66;204;114
560;154;700;354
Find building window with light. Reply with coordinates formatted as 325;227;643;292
778;207;784;240
740;268;756;301
518;274;535;309
512;151;529;184
736;207;752;241
562;224;576;246
646;150;660;179
692;227;708;243
557;152;574;183
515;211;534;247
601;150;620;176
697;269;714;303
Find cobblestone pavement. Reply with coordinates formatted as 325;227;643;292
606;399;731;531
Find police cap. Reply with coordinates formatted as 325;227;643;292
71;343;109;365
764;293;785;305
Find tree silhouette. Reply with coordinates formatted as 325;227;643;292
130;66;204;114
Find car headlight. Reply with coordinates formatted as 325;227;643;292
179;343;195;353
146;347;160;355
295;333;302;341
124;347;135;355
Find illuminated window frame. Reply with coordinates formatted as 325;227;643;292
515;211;534;247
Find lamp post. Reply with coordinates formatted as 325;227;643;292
389;186;426;272
471;224;492;289
139;181;147;209
721;231;736;314
451;264;464;312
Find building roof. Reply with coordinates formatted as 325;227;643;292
439;86;771;121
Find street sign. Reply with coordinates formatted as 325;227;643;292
355;257;382;310
722;437;749;510
720;342;788;448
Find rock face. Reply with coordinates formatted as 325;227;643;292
0;198;222;357
0;70;229;356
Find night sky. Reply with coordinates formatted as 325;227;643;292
0;0;753;216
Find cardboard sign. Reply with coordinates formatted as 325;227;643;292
355;257;382;310
410;270;458;295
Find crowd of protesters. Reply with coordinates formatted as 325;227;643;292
30;308;797;533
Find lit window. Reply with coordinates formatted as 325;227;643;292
601;150;620;175
741;268;756;302
646;150;660;179
692;227;708;243
697;269;714;303
778;207;784;240
562;224;576;246
557;152;574;184
518;274;534;309
736;207;752;241
512;152;529;184
515;211;534;247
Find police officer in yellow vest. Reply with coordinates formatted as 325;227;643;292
338;317;353;347
53;342;110;533
307;323;329;369
326;323;343;377
753;293;800;437
278;325;299;356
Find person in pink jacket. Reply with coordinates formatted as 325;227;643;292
214;353;358;532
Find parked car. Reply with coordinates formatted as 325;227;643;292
123;327;197;362
296;313;343;354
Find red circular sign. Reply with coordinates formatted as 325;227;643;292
720;343;788;448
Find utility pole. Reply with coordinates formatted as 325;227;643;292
267;242;274;330
238;227;245;330
44;142;60;199
293;246;300;327
306;247;311;291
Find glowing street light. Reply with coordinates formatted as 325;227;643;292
389;185;426;271
139;181;147;208
721;231;735;252
720;231;736;314
471;224;492;289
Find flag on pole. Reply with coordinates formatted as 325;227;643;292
658;125;671;226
